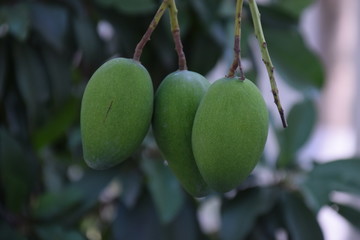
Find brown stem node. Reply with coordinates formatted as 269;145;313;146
133;1;168;62
172;29;187;70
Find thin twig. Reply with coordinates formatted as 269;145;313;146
248;0;288;128
227;0;245;79
168;0;187;70
133;0;169;61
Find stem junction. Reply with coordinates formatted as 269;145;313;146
133;0;169;61
133;0;187;71
168;0;187;70
227;0;245;80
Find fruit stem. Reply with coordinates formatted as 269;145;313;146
227;0;245;80
133;0;169;62
248;0;288;128
168;0;188;70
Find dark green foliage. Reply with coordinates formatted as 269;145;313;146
0;0;358;240
276;99;317;168
336;203;360;231
140;157;184;223
266;29;324;91
0;128;34;212
221;187;278;240
301;159;360;211
281;191;324;240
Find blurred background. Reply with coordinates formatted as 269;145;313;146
0;0;360;240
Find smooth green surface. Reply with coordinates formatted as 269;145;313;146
192;78;269;192
153;70;210;197
81;58;153;169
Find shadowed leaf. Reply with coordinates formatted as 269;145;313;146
301;159;360;211
277;99;316;168
266;29;324;91
95;0;156;14
36;226;85;240
336;203;360;231
0;128;33;212
0;41;6;100
0;3;30;41
12;42;49;127
281;191;324;240
141;158;184;224
221;187;278;240
30;2;68;52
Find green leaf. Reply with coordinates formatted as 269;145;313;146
277;99;316;168
281;191;324;240
150;26;176;70
176;1;191;36
119;168;143;208
336;203;360;231
29;2;69;52
189;0;220;26
219;0;235;18
113;192;166;240
71;167;119;201
255;5;298;30
265;28;324;91
0;3;30;41
245;204;286;240
301;159;360;211
114;192;202;240
3;91;29;141
95;0;156;14
41;47;72;105
31;99;78;150
187;30;223;75
141;158;184;224
53;167;119;226
0;223;28;240
12;42;50;127
166;197;203;240
36;226;85;240
32;188;83;220
276;0;314;18
73;16;103;64
0;41;6;100
0;128;33;212
221;187;278;240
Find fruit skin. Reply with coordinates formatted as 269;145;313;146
153;70;210;197
81;58;153;170
192;78;269;193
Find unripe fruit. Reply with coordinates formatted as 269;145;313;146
153;70;210;197
192;78;269;193
81;58;153;170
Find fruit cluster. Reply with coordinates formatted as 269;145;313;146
79;0;284;197
80;57;269;196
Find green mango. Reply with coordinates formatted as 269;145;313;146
192;78;269;193
81;58;153;170
153;70;210;197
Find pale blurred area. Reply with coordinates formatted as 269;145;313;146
303;0;359;162
205;0;360;239
302;0;360;239
281;0;359;239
